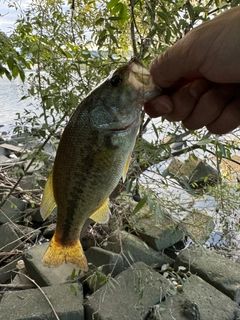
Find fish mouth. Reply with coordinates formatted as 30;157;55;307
109;116;140;132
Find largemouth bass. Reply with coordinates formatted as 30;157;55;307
40;58;161;271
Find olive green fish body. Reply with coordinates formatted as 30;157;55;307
40;58;161;271
53;102;139;244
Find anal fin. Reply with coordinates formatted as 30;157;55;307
122;154;131;182
90;199;110;224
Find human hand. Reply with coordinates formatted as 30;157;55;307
145;6;240;134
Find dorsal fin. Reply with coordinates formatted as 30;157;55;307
90;199;110;224
40;171;57;220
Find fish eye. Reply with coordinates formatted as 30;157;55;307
110;75;123;87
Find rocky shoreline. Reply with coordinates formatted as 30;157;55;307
0;132;240;319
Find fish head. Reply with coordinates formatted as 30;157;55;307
89;57;161;132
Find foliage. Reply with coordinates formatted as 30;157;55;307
1;0;240;248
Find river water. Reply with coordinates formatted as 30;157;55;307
0;71;35;133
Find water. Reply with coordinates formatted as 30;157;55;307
0;71;35;133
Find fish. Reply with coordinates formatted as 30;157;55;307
40;57;161;271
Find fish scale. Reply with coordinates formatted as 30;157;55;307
40;58;161;271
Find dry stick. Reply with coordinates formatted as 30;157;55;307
13;271;60;320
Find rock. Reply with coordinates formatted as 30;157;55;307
104;230;174;268
0;146;10;156
23;159;45;174
43;139;58;157
0;194;26;224
84;261;175;320
180;210;215;243
11;260;35;289
133;213;184;251
175;245;240;303
152;275;240;320
18;175;37;190
11;132;30;144
31;207;45;223
42;223;56;238
0;155;11;163
85;246;123;277
0;283;84;320
218;154;240;182
83;247;124;292
0;257;21;283
22;243;79;287
12;224;41;243
23;243;124;290
0;223;23;252
168;156;218;189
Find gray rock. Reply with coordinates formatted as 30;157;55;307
0;222;23;252
11;265;35;289
104;230;174;268
0;146;11;156
31;207;45;223
19;175;37;190
0;257;21;283
152;275;240;320
22;243;79;287
11;132;30;143
84;261;175;320
42;223;56;237
82;247;124;292
168;156;218;189
86;246;123;277
13;224;41;243
0;283;84;320
175;245;240;303
43;139;58;157
180;210;215;244
0;194;26;224
23;159;45;174
0;155;11;163
134;213;184;251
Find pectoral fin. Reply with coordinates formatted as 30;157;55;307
122;154;131;182
90;199;110;224
40;171;57;220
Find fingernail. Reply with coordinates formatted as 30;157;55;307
156;100;172;114
189;79;210;99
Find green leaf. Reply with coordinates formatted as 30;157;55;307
19;69;25;82
70;285;77;295
12;65;19;78
107;0;119;10
131;196;147;216
157;11;169;23
197;138;212;146
7;56;14;71
95;17;105;25
119;3;127;20
112;3;122;15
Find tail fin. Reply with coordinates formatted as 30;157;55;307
42;233;88;272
